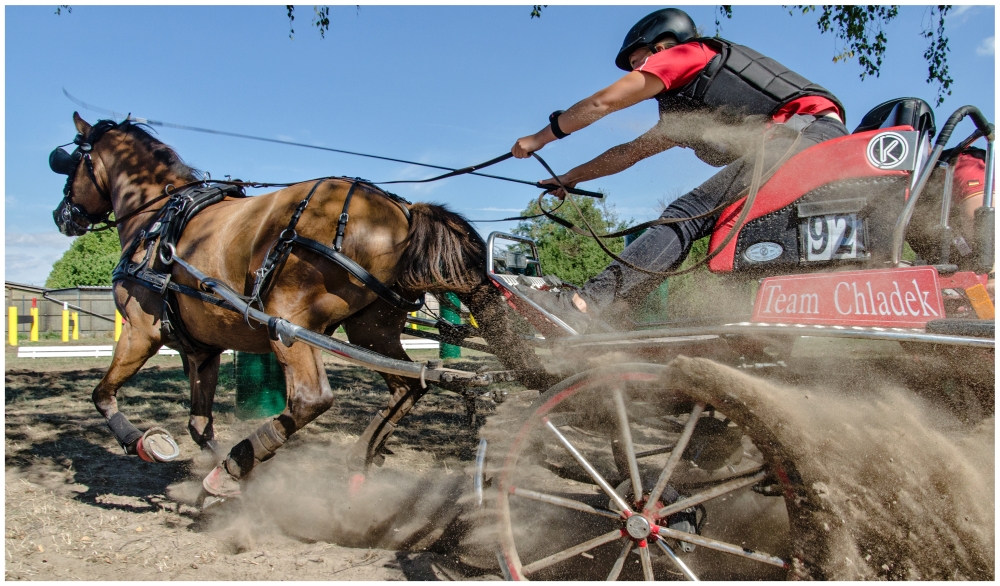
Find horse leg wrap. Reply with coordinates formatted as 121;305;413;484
107;412;143;454
223;419;286;479
349;411;397;470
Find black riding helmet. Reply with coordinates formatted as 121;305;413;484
615;8;697;71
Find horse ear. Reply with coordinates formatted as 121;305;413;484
73;111;92;136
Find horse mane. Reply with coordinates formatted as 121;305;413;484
396;203;487;294
104;118;203;181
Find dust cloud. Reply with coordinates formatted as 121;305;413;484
666;355;994;580
168;439;479;561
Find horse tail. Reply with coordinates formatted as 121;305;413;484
396;203;487;294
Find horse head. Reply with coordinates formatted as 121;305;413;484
50;112;200;237
50;113;119;236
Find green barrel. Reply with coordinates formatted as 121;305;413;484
439;292;462;359
234;352;287;420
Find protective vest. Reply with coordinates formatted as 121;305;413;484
654;37;845;166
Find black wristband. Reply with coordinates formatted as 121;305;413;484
549;110;570;139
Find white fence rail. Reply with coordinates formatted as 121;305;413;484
16;338;439;359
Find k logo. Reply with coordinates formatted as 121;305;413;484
866;131;910;170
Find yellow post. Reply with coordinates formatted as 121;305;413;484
72;312;80;340
8;306;17;346
114;310;123;341
409;311;418;330
30;298;39;342
62;303;70;342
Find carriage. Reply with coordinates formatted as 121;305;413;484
49;96;994;580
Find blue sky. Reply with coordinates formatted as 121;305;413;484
4;4;995;285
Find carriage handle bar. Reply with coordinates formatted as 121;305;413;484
891;105;995;270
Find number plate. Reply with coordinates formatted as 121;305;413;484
800;213;867;262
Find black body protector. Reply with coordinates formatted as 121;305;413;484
653;37;845;167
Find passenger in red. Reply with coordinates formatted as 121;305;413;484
510;7;848;333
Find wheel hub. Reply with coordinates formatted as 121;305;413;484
625;514;652;539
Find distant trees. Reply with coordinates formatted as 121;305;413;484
45;229;120;289
513;195;627;287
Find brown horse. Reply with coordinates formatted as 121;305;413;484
50;113;539;497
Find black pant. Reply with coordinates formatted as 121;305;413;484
581;115;849;313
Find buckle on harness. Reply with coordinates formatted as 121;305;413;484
339;212;349;223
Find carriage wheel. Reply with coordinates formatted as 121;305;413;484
494;363;809;581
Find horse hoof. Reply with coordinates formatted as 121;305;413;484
200;493;239;513
202;465;242;498
137;427;180;463
348;473;366;496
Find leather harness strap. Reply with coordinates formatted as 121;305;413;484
250;178;425;314
289;234;425;312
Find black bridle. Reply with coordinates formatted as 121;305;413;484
50;119;120;235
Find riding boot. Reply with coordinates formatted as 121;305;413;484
347;410;397;472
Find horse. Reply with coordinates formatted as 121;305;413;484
50;112;540;497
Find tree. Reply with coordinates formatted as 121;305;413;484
724;5;953;105
513;195;628;286
45;229;121;289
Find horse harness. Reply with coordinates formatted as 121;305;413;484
113;178;423;354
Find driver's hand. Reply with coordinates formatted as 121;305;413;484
512;134;546;159
538;175;578;200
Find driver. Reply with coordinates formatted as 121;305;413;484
511;7;848;333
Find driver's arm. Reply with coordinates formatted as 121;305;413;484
547;125;678;192
512;70;665;158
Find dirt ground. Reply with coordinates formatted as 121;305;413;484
4;336;994;580
4;343;507;580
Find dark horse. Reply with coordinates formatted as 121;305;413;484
50;113;538;497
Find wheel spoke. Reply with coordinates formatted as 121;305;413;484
639;544;655;580
521;529;624;576
657;470;766;518
645;402;705;512
612;388;643;500
605;540;632;581
510;486;621;520
654;539;699;581
655;524;788;568
543;417;633;514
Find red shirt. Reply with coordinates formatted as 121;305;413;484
952;152;990;203
636;42;843;123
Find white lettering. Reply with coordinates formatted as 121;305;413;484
890;282;906;316
876;292;890;316
912;279;940;317
852;283;869;315
866;282;877;314
801;293;819;314
834;282;852;315
775;293;787;313
763;285;781;313
786;294;798;314
904;291;919;316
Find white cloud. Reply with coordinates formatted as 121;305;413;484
952;5;974;17
5;232;74;286
976;36;995;56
